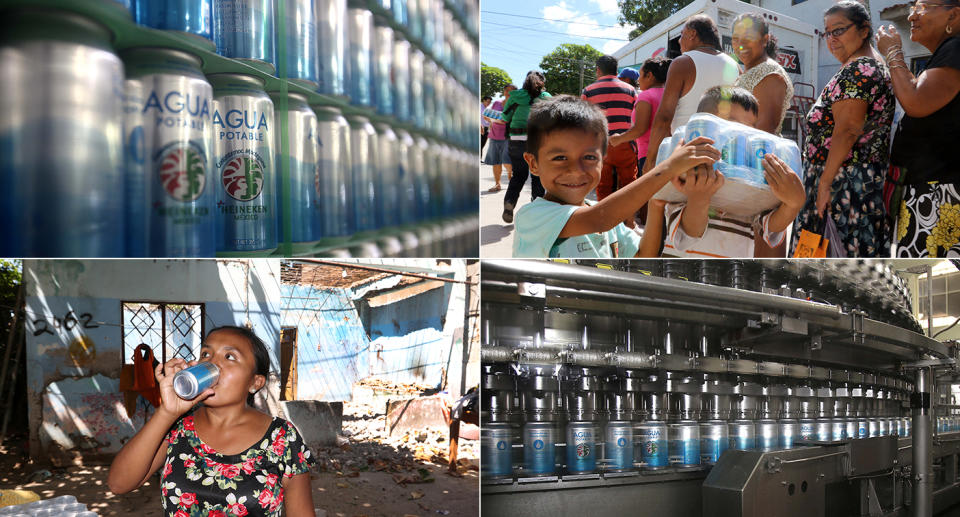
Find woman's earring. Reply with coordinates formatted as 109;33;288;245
948;25;954;34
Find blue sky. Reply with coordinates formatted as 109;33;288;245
481;0;634;99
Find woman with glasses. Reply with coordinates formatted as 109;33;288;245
791;0;895;257
877;0;960;257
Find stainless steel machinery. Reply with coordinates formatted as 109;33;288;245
480;259;960;517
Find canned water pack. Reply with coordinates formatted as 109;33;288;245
209;73;276;252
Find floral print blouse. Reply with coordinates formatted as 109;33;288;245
160;412;313;517
803;56;894;167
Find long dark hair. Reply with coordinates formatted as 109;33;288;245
733;13;779;59
207;325;270;405
522;70;546;98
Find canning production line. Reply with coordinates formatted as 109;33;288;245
480;259;960;517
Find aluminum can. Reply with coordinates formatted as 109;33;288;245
0;10;125;257
890;417;901;436
669;420;700;467
481;422;512;478
749;134;778;172
422;59;438;133
392;0;407;28
394;129;416;226
756;419;779;451
345;115;377;233
815;418;831;441
902;417;911;437
869;417;880;437
134;0;213;44
213;0;275;74
123;78;148;257
729;420;755;451
407;0;424;41
391;37;411;122
846;418;858;440
209;73;276;252
270;92;318;243
780;419;799;449
412;135;431;224
523;421;556;476
425;138;443;220
122;47;215;257
372;23;394;115
720;133;749;172
373;123;400;230
315;0;347;96
878;417;889;437
799;418;815;441
173;362;220;399
858;417;869;438
684;115;721;145
830;418;846;441
315;106;350;238
346;8;373;106
700;420;728;465
604;421;633;472
409;49;426;128
275;0;317;87
637;421;668;470
566;421;597;474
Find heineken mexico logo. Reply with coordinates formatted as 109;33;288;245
158;144;206;202
221;156;265;201
576;443;590;458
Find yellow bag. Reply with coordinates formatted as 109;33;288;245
793;229;828;258
0;489;41;507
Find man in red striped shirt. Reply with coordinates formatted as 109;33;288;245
582;55;639;203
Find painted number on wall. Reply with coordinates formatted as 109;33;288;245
33;311;99;336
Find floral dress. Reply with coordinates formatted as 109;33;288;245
160;412;313;517
790;56;895;257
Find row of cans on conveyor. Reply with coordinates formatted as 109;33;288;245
109;0;479;148
0;8;479;257
482;414;916;478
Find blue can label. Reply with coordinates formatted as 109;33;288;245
482;427;512;477
606;426;633;471
567;427;596;473
800;422;815;440
524;427;555;475
639;425;667;468
669;437;700;465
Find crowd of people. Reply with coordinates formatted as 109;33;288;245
482;0;960;258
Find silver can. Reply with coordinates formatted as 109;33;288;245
345;115;378;233
845;418;858;440
372;23;394;115
869;417;880;437
209;73;276;252
315;0;347;96
799;418;816;442
409;49;425;128
780;419;799;449
394;129;417;226
121;46;216;257
815;418;831;441
729;420;755;451
346;8;373;106
756;419;779;451
123;77;148;257
413;134;432;224
392;37;411;122
604;421;634;472
422;58;439;133
373;122;399;231
668;420;700;467
315;106;350;238
699;420;728;465
0;9;125;257
830;418;846;441
270;91;319;243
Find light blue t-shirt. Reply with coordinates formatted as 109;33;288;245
513;198;641;258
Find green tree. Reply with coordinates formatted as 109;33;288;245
539;43;603;97
481;63;512;100
618;0;693;35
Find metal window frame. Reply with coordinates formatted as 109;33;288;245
120;300;207;365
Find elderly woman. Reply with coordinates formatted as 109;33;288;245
791;0;895;257
877;0;960;256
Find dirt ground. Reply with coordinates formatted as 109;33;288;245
0;400;478;517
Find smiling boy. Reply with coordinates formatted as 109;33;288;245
512;95;720;258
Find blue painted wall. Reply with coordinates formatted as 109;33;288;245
281;276;455;402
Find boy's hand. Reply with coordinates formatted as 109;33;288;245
763;154;806;210
673;165;724;203
663;137;720;175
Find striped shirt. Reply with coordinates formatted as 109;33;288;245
581;76;637;135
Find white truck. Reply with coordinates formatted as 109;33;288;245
611;0;819;144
